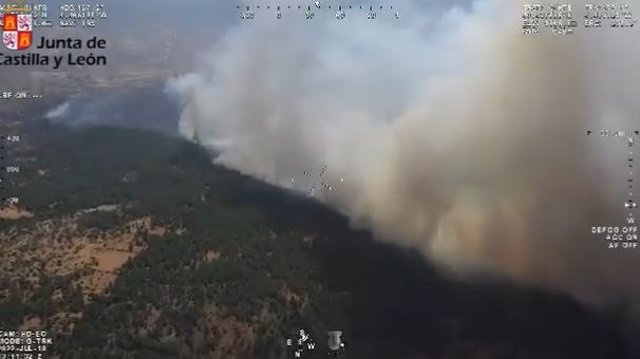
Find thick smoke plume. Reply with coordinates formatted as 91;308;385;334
167;0;640;309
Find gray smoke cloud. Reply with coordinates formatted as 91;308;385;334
166;0;640;309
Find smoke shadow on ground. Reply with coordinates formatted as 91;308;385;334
217;169;635;359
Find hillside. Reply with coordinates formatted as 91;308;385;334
0;119;634;359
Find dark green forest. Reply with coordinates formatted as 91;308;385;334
0;119;635;359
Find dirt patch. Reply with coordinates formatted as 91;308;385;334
0;205;33;219
149;226;166;236
95;250;134;272
80;271;117;299
82;204;119;213
204;250;221;262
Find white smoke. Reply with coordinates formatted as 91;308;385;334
167;0;640;309
45;101;71;119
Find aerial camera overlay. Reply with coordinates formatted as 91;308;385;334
0;0;639;358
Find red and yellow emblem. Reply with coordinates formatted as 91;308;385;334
2;13;32;50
